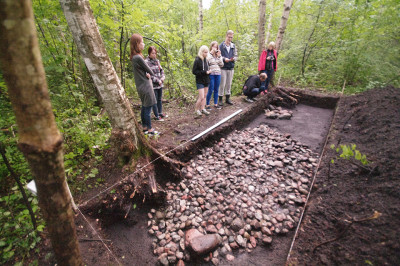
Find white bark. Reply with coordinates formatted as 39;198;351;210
258;0;267;57
275;0;294;52
59;0;139;146
265;0;275;45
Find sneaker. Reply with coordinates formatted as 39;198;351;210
214;105;222;110
154;116;164;121
146;129;160;136
218;102;224;107
245;97;254;103
160;113;168;118
202;109;210;115
205;105;212;110
195;110;203;117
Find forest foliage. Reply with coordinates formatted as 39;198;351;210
0;0;399;263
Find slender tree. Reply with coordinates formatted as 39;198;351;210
275;0;294;52
0;1;83;265
258;0;267;57
265;0;275;45
59;0;141;147
199;0;203;32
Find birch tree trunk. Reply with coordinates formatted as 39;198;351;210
258;0;267;57
0;1;82;265
275;0;294;52
265;0;275;45
59;0;140;148
198;0;203;32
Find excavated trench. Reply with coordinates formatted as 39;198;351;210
96;91;338;266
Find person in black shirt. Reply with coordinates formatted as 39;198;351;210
242;73;267;103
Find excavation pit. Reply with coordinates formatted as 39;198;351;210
85;90;338;265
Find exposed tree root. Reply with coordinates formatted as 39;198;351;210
268;87;300;107
82;129;184;224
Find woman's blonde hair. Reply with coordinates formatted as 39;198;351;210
198;45;209;60
209;41;219;52
267;41;276;49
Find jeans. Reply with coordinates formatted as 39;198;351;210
141;105;152;130
261;69;274;91
206;75;221;105
152;88;163;117
244;88;260;98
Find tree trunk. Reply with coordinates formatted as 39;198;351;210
265;0;275;45
60;0;183;195
0;1;83;265
59;0;141;148
198;0;203;32
275;0;294;52
258;0;267;57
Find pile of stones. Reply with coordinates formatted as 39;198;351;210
265;105;293;120
148;125;318;265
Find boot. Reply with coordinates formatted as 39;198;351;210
226;95;233;105
218;96;224;106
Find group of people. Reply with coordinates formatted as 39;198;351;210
129;30;278;134
192;30;238;117
192;30;278;115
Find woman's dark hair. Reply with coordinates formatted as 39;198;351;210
148;46;157;56
130;34;143;59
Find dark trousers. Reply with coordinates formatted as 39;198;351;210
244;88;260;98
261;69;274;91
141;105;152;130
152;88;163;117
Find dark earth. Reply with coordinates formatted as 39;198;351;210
34;86;399;265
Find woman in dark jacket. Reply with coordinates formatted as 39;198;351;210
192;45;211;117
258;41;278;92
130;33;159;135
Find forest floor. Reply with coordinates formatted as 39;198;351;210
34;86;400;266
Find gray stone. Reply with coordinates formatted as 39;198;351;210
231;217;244;232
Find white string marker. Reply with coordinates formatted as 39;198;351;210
191;109;243;141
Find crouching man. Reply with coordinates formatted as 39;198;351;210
242;73;267;103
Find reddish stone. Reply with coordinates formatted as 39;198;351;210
185;229;203;246
229;242;239;249
189;234;221;255
250;236;257;248
226;254;235;261
177;259;185;266
206;224;218;234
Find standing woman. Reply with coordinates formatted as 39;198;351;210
258;41;278;92
145;46;167;121
206;41;224;110
192;45;211;117
130;34;159;135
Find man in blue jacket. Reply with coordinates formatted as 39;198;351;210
219;30;238;106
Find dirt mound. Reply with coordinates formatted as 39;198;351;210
289;86;400;265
